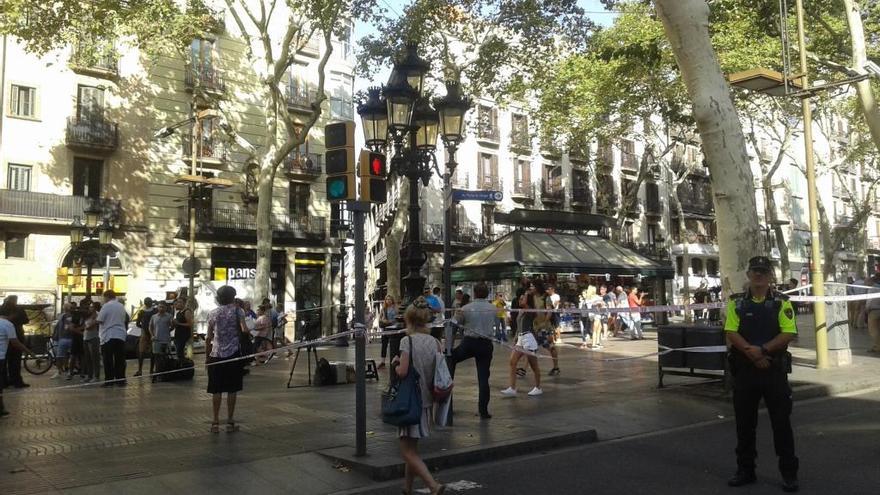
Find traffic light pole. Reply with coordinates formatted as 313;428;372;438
350;200;369;457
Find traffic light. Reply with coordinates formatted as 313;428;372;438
359;150;387;203
325;121;356;202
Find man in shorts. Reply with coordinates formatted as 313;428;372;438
148;301;173;380
52;303;74;379
541;286;561;376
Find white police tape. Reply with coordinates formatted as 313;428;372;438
9;328;365;394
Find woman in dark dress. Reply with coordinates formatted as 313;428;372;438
205;286;249;433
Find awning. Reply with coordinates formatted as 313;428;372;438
451;231;675;282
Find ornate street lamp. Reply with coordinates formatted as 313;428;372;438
432;80;472;335
395;43;430;98
384;68;418;137
68;201;115;298
69;216;85;245
433;81;472;147
357;87;388;151
412;97;439;151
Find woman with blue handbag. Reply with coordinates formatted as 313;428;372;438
391;297;446;495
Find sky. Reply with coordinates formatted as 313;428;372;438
353;0;619;90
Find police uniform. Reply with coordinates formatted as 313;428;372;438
725;275;799;488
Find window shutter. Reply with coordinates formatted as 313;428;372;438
9;85;18;114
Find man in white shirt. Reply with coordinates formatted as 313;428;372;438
96;290;129;387
1;315;33;417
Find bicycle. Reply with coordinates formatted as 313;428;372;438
24;338;55;375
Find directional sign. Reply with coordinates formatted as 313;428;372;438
451;189;503;202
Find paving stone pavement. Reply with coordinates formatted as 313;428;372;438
1;318;878;494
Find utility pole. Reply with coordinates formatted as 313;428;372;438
795;0;828;369
350;200;368;457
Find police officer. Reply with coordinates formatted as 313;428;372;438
724;256;799;492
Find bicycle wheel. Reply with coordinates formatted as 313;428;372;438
24;354;53;375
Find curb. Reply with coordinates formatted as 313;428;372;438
318;428;598;481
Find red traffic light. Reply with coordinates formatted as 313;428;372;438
360;150;387;177
371;156;382;175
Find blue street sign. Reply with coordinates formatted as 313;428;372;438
451;189;503;202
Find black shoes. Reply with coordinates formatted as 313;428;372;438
479;413;492;419
548;368;561;376
782;476;799;493
727;471;757;487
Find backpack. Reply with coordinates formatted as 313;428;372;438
315;358;334;386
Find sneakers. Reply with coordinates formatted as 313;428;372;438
782;475;799;493
548;368;561;376
133;371;143;377
527;387;543;396
50;371;61;379
500;387;517;396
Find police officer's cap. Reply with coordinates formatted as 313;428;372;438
747;256;772;272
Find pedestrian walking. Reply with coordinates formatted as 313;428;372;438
539;285;561;376
148;301;173;379
1;314;33;418
502;281;543;397
378;295;400;370
252;305;274;364
173;297;194;361
493;292;508;342
724;256;799;492
97;290;129;387
205;286;249;434
134;297;156;377
68;300;87;378
51;303;74;379
392;297;445;495
81;302;101;382
0;295;30;388
451;283;495;419
627;286;645;340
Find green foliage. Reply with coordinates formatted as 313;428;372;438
0;0;218;56
528;2;689;146
356;0;592;101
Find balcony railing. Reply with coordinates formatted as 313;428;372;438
511;132;530;149
70;44;118;76
66;117;119;151
182;134;226;163
621;241;671;261
184;64;226;94
299;36;321;56
421;223;507;245
541;179;565;202
646;195;662;215
621;152;639;171
178;206;326;242
477;125;500;142
571;186;592;206
477;175;501;190
451;175;470;189
0;190;121;224
288;83;319;111
285;152;323;177
511;180;535;201
672;230;717;245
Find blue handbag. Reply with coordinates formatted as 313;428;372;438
381;337;423;426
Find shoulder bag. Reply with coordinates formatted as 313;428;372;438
381;336;423;426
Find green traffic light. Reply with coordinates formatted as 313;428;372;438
328;177;348;199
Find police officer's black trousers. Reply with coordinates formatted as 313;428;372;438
733;367;798;476
450;337;494;416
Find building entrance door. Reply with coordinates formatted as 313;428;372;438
295;266;323;340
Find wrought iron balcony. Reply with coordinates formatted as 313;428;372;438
182;134;226;164
288;83;319;112
0;190;121;224
477;125;500;142
511;132;530;150
177;206;326;244
184;64;226;94
66;117;118;152
646;195;663;215
421;223;497;246
285;152;323;178
620;241;671;262
451;174;470;190
511;180;535;201
571;186;592;207
477;175;501;191
541;179;565;202
69;43;118;77
621;151;639;171
671;230;717;245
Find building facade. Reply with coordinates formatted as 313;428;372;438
0;8;355;336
